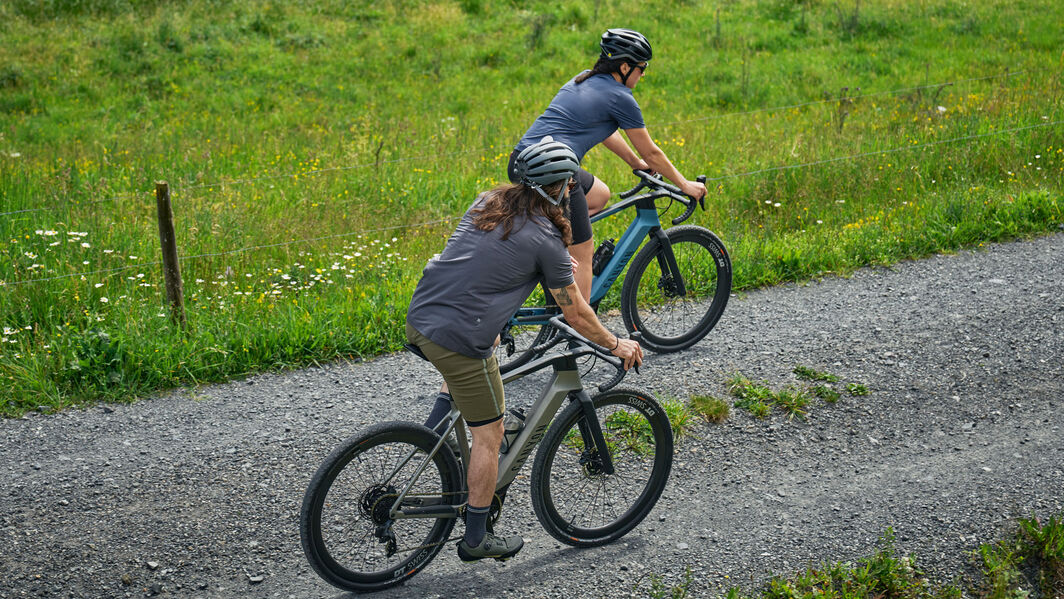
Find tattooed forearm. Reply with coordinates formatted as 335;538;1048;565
551;287;574;306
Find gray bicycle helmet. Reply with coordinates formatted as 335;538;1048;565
514;136;580;206
600;28;652;63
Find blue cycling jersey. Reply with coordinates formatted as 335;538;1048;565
516;72;645;161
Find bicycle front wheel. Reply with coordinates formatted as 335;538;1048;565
529;387;673;547
496;321;555;374
498;284;562;374
620;225;731;353
300;422;462;593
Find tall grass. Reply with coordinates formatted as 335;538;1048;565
1;0;1062;415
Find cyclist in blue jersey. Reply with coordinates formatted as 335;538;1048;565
510;28;708;300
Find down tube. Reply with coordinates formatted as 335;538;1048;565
589;208;659;305
495;369;580;489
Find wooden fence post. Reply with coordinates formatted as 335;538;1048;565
155;181;187;329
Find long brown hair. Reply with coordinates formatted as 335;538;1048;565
472;183;573;247
574;56;629;84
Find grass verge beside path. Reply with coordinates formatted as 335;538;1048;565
636;515;1064;598
1;0;1063;415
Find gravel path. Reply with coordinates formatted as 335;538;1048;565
3;233;1063;599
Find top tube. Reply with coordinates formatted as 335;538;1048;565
501;315;626;386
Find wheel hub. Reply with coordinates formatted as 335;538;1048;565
658;274;680;298
579;449;605;476
359;483;398;525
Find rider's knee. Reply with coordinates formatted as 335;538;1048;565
588;181;610;212
470;417;504;444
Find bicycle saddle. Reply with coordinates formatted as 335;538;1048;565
404;343;430;362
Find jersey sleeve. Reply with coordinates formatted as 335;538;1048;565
610;90;646;130
537;234;575;290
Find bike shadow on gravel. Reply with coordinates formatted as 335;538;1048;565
322;536;655;598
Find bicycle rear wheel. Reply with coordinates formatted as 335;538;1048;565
300;422;462;592
529;387;673;547
620;225;731;353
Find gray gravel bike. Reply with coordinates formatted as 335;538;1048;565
299;316;674;592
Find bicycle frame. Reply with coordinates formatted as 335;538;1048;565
505;191;678;329
387;344;614;521
587;200;660;305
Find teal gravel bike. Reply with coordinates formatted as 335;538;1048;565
495;169;732;376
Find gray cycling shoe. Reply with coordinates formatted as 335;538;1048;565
456;532;524;562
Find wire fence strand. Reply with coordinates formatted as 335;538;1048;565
172;150;496;194
0;191;151;218
653;69;1031;129
3;117;1059;289
0;217;457;288
1;66;1041;218
701;118;1063;183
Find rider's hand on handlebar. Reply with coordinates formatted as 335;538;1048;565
611;338;644;371
681;180;707;201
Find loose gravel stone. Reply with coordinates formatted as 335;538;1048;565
1;234;1062;598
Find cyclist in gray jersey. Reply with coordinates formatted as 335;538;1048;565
407;138;643;562
511;28;708;301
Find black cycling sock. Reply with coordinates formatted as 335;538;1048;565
464;504;490;547
424;392;452;432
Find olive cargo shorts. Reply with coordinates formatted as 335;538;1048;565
406;323;505;426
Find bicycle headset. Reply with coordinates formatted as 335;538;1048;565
514;137;580;206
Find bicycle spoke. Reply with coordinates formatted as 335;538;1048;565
544;405;659;532
562;475;598;528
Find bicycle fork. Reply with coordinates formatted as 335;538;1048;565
572;390;616;476
651;227;687;297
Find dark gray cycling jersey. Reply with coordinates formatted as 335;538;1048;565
516;72;645;161
407;194;575;359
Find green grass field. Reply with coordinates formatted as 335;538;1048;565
1;0;1062;415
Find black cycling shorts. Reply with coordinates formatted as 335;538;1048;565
508;149;595;245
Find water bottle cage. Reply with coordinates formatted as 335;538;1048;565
499;408;527;454
591;239;616;277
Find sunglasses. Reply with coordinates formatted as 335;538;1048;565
633;62;648;73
